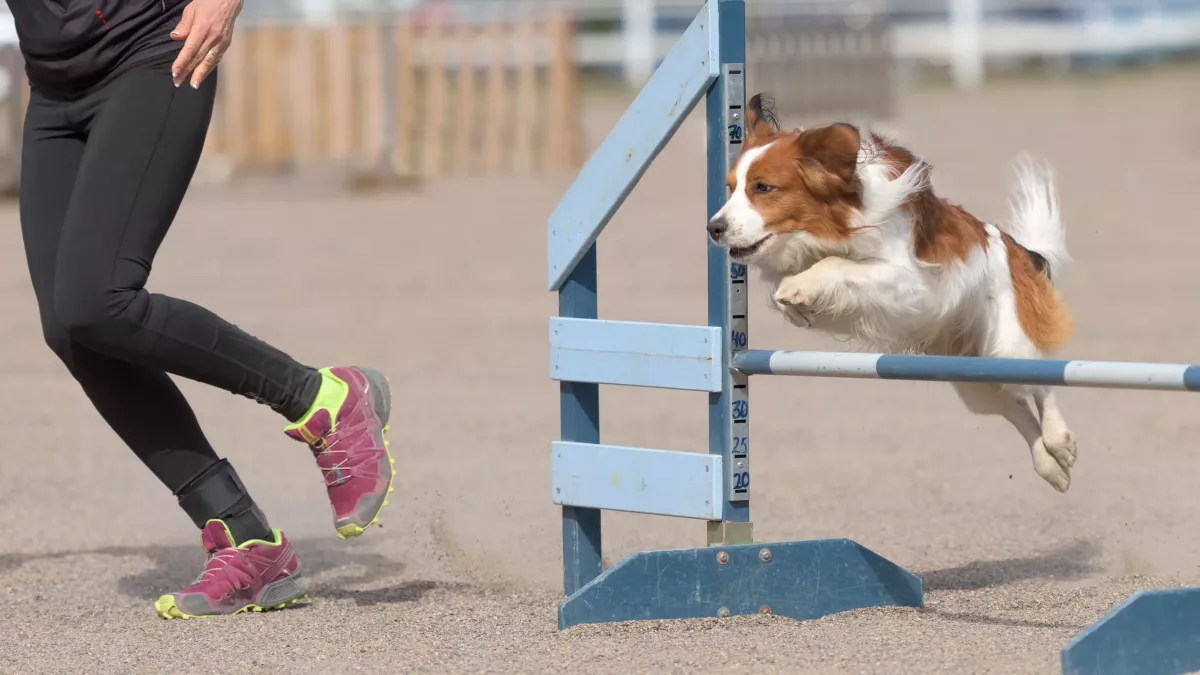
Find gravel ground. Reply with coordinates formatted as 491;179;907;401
2;65;1200;674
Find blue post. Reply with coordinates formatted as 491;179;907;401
707;0;750;532
552;0;923;630
559;244;602;595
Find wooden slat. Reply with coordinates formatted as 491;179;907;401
220;29;251;169
547;13;583;170
481;19;507;174
290;25;319;162
512;16;538;175
452;20;479;175
360;19;385;166
326;22;356;162
422;16;448;176
393;19;416;175
255;23;287;170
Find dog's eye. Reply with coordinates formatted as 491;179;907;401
753;182;775;194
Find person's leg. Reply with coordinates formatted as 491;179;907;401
52;60;322;422
51;53;394;540
19;89;272;544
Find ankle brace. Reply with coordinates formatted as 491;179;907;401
175;459;273;544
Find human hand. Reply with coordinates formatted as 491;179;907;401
169;0;244;89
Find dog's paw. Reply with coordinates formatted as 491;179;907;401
1043;429;1077;469
1033;438;1071;493
773;275;820;308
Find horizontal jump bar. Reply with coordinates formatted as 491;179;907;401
732;350;1200;392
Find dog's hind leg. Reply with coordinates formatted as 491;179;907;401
953;382;1071;492
1032;386;1076;473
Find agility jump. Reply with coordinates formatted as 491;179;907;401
546;3;1200;674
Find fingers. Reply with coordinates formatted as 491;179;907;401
170;2;236;88
173;25;228;88
188;37;228;88
170;3;194;41
171;29;207;87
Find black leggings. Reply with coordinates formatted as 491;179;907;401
19;50;322;495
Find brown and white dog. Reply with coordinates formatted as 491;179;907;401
707;95;1078;493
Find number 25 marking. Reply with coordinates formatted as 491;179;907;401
732;436;749;455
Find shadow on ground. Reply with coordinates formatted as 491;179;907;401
918;540;1102;592
913;540;1103;631
0;537;477;606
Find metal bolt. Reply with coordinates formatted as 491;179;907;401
733;112;741;120
759;548;772;563
717;607;731;618
716;551;729;565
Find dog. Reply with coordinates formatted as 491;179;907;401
707;95;1077;493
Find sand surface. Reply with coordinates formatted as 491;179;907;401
2;67;1200;673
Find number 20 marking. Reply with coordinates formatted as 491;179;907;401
732;400;749;420
733;472;750;490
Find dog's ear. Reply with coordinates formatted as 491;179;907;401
797;123;861;184
746;93;780;143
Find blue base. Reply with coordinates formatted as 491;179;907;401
1062;587;1200;675
557;538;923;630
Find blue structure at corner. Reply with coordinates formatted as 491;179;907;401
1062;587;1200;675
547;0;922;630
557;539;922;630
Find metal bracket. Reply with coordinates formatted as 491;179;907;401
707;520;754;547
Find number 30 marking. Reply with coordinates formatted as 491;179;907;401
732;400;748;420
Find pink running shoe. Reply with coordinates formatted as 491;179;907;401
154;520;307;619
284;366;394;539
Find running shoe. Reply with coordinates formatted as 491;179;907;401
284;366;395;539
154;520;308;619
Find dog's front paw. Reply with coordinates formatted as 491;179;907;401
774;275;820;309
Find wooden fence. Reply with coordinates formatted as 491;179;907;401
746;11;895;125
0;13;585;194
206;14;585;181
0;45;24;196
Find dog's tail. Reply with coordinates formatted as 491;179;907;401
1003;153;1070;282
1002;154;1071;283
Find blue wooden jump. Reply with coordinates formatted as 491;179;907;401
546;1;1200;672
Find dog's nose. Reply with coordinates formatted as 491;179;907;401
707;217;727;240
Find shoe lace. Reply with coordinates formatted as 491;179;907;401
194;548;254;594
312;424;356;487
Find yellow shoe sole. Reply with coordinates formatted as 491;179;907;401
154;594;307;620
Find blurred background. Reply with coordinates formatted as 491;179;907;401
0;0;1196;194
1;3;1200;670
